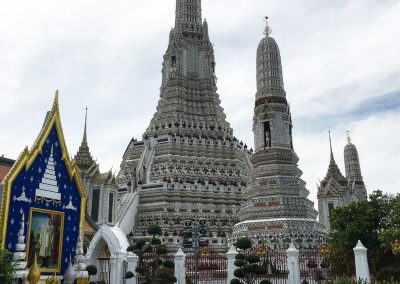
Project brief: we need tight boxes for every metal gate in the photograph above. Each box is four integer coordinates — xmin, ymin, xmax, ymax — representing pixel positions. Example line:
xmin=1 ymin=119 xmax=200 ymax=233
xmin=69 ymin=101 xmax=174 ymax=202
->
xmin=299 ymin=250 xmax=330 ymax=283
xmin=185 ymin=247 xmax=227 ymax=284
xmin=98 ymin=257 xmax=111 ymax=284
xmin=242 ymin=245 xmax=288 ymax=284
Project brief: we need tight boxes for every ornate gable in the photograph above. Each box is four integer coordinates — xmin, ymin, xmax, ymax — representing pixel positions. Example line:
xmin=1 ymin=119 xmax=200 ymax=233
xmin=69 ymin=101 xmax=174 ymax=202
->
xmin=0 ymin=92 xmax=86 ymax=275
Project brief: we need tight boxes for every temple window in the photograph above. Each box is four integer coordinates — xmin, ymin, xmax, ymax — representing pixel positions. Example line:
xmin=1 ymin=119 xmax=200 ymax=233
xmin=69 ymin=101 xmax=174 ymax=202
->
xmin=328 ymin=202 xmax=334 ymax=217
xmin=171 ymin=55 xmax=177 ymax=67
xmin=91 ymin=189 xmax=100 ymax=222
xmin=108 ymin=192 xmax=114 ymax=223
xmin=264 ymin=121 xmax=271 ymax=148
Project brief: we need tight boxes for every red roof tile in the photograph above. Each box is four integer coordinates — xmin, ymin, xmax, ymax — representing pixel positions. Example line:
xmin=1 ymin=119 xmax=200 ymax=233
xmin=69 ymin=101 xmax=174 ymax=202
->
xmin=0 ymin=165 xmax=12 ymax=182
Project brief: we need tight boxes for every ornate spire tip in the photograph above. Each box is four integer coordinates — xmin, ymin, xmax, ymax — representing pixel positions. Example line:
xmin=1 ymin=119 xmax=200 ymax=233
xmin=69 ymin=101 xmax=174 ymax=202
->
xmin=347 ymin=130 xmax=352 ymax=144
xmin=329 ymin=131 xmax=334 ymax=159
xmin=263 ymin=16 xmax=272 ymax=37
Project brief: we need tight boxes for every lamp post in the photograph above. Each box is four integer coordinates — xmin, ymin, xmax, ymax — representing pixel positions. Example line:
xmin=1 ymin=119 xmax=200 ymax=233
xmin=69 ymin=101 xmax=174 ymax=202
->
xmin=183 ymin=218 xmax=207 ymax=284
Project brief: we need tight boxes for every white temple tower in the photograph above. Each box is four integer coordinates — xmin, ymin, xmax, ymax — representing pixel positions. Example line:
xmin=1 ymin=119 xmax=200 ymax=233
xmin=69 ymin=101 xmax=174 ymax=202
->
xmin=231 ymin=19 xmax=324 ymax=248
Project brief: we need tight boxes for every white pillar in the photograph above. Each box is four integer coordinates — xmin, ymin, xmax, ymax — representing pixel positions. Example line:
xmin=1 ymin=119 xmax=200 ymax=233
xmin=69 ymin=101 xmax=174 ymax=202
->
xmin=127 ymin=252 xmax=139 ymax=284
xmin=226 ymin=245 xmax=238 ymax=284
xmin=117 ymin=253 xmax=125 ymax=284
xmin=353 ymin=240 xmax=370 ymax=283
xmin=286 ymin=243 xmax=300 ymax=284
xmin=110 ymin=256 xmax=118 ymax=284
xmin=174 ymin=248 xmax=186 ymax=284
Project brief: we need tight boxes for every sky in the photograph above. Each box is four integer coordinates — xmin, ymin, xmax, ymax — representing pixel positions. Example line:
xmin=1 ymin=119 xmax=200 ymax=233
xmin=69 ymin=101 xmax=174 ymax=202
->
xmin=1 ymin=0 xmax=399 ymax=206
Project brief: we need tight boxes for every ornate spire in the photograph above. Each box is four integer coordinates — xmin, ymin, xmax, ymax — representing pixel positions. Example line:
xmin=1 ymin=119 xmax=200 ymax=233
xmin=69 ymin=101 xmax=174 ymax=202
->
xmin=322 ymin=132 xmax=347 ymax=185
xmin=27 ymin=254 xmax=41 ymax=284
xmin=329 ymin=131 xmax=334 ymax=160
xmin=256 ymin=16 xmax=285 ymax=98
xmin=347 ymin=130 xmax=352 ymax=144
xmin=344 ymin=132 xmax=366 ymax=189
xmin=64 ymin=255 xmax=77 ymax=284
xmin=74 ymin=108 xmax=95 ymax=171
xmin=83 ymin=107 xmax=88 ymax=145
xmin=263 ymin=16 xmax=272 ymax=37
xmin=75 ymin=234 xmax=89 ymax=282
xmin=13 ymin=213 xmax=28 ymax=280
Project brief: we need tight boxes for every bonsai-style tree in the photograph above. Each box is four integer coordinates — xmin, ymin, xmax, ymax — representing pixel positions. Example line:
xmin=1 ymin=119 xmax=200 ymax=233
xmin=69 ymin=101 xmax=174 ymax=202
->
xmin=86 ymin=264 xmax=97 ymax=282
xmin=127 ymin=224 xmax=176 ymax=284
xmin=231 ymin=237 xmax=269 ymax=284
xmin=125 ymin=271 xmax=135 ymax=279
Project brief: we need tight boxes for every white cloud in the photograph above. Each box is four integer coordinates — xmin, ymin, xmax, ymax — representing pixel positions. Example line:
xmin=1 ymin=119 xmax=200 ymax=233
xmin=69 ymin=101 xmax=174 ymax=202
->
xmin=0 ymin=0 xmax=399 ymax=203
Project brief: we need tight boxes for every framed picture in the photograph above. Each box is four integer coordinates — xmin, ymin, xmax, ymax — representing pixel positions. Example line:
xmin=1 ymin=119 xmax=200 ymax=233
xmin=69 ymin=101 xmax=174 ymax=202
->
xmin=26 ymin=208 xmax=64 ymax=272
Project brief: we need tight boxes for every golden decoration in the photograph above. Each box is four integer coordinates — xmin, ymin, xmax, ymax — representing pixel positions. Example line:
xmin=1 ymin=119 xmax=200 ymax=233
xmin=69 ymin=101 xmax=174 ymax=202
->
xmin=34 ymin=196 xmax=62 ymax=206
xmin=200 ymin=247 xmax=211 ymax=258
xmin=256 ymin=244 xmax=267 ymax=257
xmin=46 ymin=273 xmax=61 ymax=284
xmin=0 ymin=91 xmax=87 ymax=247
xmin=76 ymin=277 xmax=89 ymax=284
xmin=319 ymin=243 xmax=331 ymax=256
xmin=392 ymin=239 xmax=400 ymax=255
xmin=27 ymin=254 xmax=41 ymax=284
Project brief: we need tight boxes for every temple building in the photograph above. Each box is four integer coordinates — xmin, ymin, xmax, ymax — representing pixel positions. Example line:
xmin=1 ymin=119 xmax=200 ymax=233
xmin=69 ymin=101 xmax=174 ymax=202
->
xmin=0 ymin=1 xmax=375 ymax=282
xmin=117 ymin=0 xmax=252 ymax=248
xmin=74 ymin=109 xmax=118 ymax=226
xmin=317 ymin=132 xmax=367 ymax=231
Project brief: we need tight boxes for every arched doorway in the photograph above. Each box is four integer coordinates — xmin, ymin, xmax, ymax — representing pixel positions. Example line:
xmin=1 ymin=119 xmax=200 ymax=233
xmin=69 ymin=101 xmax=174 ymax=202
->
xmin=86 ymin=225 xmax=130 ymax=283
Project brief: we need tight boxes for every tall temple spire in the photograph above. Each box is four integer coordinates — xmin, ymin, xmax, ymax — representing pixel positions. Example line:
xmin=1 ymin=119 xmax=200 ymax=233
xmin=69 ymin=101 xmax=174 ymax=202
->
xmin=344 ymin=132 xmax=367 ymax=200
xmin=256 ymin=17 xmax=285 ymax=100
xmin=329 ymin=131 xmax=334 ymax=160
xmin=83 ymin=107 xmax=88 ymax=144
xmin=233 ymin=18 xmax=323 ymax=246
xmin=323 ymin=132 xmax=347 ymax=185
xmin=74 ymin=108 xmax=95 ymax=171
xmin=175 ymin=0 xmax=202 ymax=28
xmin=118 ymin=1 xmax=251 ymax=242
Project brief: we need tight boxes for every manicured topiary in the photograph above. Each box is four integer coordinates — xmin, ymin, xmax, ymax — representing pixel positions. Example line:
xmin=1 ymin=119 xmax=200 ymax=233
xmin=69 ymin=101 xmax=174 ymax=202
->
xmin=231 ymin=237 xmax=270 ymax=284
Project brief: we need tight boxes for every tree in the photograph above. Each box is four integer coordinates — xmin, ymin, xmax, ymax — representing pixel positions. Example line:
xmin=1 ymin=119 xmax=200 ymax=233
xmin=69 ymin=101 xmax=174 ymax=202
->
xmin=327 ymin=191 xmax=400 ymax=280
xmin=231 ymin=237 xmax=268 ymax=284
xmin=127 ymin=224 xmax=176 ymax=284
xmin=0 ymin=248 xmax=15 ymax=284
xmin=86 ymin=264 xmax=98 ymax=282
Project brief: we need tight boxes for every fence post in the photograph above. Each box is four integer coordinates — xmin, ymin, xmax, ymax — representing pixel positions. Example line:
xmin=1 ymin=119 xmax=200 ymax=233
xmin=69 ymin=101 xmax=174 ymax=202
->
xmin=174 ymin=248 xmax=186 ymax=284
xmin=127 ymin=251 xmax=138 ymax=284
xmin=286 ymin=243 xmax=300 ymax=284
xmin=353 ymin=240 xmax=370 ymax=283
xmin=226 ymin=245 xmax=238 ymax=284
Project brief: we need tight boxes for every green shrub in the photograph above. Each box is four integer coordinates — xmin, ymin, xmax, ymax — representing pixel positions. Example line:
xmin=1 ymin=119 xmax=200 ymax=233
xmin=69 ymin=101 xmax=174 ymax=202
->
xmin=236 ymin=237 xmax=252 ymax=250
xmin=125 ymin=271 xmax=134 ymax=279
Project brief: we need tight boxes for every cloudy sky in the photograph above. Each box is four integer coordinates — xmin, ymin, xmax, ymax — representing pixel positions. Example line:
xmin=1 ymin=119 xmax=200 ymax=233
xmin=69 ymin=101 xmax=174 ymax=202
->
xmin=1 ymin=0 xmax=399 ymax=205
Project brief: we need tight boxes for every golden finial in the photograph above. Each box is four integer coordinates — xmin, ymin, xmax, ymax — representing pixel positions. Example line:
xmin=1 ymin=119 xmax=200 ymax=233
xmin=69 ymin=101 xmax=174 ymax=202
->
xmin=263 ymin=16 xmax=272 ymax=36
xmin=27 ymin=253 xmax=41 ymax=284
xmin=347 ymin=130 xmax=352 ymax=144
xmin=22 ymin=212 xmax=25 ymax=222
